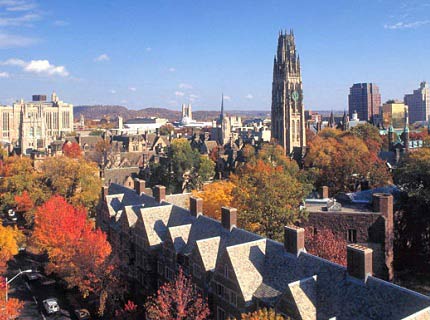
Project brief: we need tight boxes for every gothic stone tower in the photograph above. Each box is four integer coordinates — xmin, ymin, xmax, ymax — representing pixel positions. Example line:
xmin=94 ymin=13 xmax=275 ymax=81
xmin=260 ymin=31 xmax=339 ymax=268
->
xmin=271 ymin=30 xmax=306 ymax=156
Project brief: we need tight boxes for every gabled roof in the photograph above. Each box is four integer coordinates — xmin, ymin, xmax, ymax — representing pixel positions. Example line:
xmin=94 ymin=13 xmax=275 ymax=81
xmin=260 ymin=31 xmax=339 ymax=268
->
xmin=167 ymin=224 xmax=192 ymax=253
xmin=226 ymin=238 xmax=266 ymax=302
xmin=195 ymin=236 xmax=221 ymax=271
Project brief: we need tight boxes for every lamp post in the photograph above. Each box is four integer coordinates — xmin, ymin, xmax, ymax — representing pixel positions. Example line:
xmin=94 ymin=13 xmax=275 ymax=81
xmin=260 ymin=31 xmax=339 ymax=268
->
xmin=5 ymin=269 xmax=32 ymax=302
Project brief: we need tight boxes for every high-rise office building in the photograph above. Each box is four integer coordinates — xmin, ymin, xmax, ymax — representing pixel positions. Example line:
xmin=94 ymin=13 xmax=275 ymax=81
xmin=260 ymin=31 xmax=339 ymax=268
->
xmin=271 ymin=30 xmax=306 ymax=155
xmin=348 ymin=83 xmax=381 ymax=123
xmin=404 ymin=82 xmax=430 ymax=123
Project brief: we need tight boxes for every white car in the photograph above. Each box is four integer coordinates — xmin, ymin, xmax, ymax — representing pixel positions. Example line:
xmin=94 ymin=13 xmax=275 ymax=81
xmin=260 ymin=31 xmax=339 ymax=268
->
xmin=42 ymin=298 xmax=60 ymax=314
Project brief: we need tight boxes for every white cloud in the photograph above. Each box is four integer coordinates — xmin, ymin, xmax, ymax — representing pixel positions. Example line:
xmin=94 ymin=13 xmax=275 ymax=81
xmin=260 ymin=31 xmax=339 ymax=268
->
xmin=0 ymin=0 xmax=37 ymax=12
xmin=110 ymin=89 xmax=116 ymax=94
xmin=179 ymin=83 xmax=192 ymax=89
xmin=2 ymin=58 xmax=69 ymax=77
xmin=175 ymin=91 xmax=185 ymax=97
xmin=129 ymin=87 xmax=137 ymax=92
xmin=384 ymin=20 xmax=430 ymax=29
xmin=223 ymin=95 xmax=231 ymax=101
xmin=189 ymin=94 xmax=198 ymax=102
xmin=0 ymin=71 xmax=9 ymax=78
xmin=94 ymin=53 xmax=110 ymax=62
xmin=0 ymin=13 xmax=41 ymax=27
xmin=245 ymin=94 xmax=253 ymax=99
xmin=0 ymin=33 xmax=38 ymax=48
xmin=168 ymin=67 xmax=176 ymax=72
xmin=146 ymin=47 xmax=152 ymax=52
xmin=120 ymin=99 xmax=128 ymax=104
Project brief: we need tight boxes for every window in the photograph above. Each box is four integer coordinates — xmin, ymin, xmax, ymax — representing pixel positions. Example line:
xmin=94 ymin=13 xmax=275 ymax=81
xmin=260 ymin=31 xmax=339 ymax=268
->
xmin=157 ymin=261 xmax=163 ymax=275
xmin=229 ymin=290 xmax=237 ymax=306
xmin=224 ymin=265 xmax=229 ymax=279
xmin=347 ymin=229 xmax=357 ymax=243
xmin=217 ymin=307 xmax=226 ymax=320
xmin=165 ymin=267 xmax=174 ymax=281
xmin=216 ymin=283 xmax=225 ymax=297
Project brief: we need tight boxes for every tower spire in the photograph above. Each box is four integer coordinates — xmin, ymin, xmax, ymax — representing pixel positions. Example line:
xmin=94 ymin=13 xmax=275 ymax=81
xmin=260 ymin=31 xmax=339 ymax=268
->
xmin=220 ymin=93 xmax=224 ymax=120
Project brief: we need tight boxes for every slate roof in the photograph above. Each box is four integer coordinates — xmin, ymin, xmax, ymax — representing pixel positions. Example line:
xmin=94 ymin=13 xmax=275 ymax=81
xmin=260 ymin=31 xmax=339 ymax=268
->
xmin=167 ymin=224 xmax=192 ymax=253
xmin=165 ymin=193 xmax=191 ymax=209
xmin=195 ymin=236 xmax=221 ymax=271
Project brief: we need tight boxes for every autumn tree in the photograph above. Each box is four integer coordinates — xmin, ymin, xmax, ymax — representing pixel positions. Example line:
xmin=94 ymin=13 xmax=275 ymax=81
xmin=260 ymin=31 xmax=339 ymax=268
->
xmin=115 ymin=300 xmax=144 ymax=320
xmin=232 ymin=143 xmax=312 ymax=241
xmin=192 ymin=180 xmax=235 ymax=220
xmin=240 ymin=308 xmax=286 ymax=320
xmin=62 ymin=141 xmax=82 ymax=158
xmin=14 ymin=190 xmax=34 ymax=213
xmin=145 ymin=268 xmax=210 ymax=320
xmin=40 ymin=156 xmax=102 ymax=214
xmin=0 ymin=224 xmax=24 ymax=273
xmin=0 ymin=277 xmax=23 ymax=320
xmin=305 ymin=228 xmax=347 ymax=266
xmin=32 ymin=196 xmax=120 ymax=314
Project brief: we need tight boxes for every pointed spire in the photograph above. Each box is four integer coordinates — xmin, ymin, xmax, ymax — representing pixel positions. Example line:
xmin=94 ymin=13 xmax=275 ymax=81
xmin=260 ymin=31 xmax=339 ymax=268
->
xmin=220 ymin=93 xmax=224 ymax=120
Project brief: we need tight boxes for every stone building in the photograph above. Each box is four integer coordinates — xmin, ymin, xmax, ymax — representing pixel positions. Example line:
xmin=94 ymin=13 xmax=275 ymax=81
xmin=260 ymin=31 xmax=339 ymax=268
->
xmin=271 ymin=30 xmax=306 ymax=156
xmin=0 ymin=92 xmax=73 ymax=154
xmin=298 ymin=186 xmax=394 ymax=280
xmin=97 ymin=182 xmax=430 ymax=320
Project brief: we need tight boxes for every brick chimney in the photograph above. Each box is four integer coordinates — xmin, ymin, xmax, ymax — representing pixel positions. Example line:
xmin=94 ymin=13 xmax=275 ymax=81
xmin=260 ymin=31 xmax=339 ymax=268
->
xmin=134 ymin=178 xmax=146 ymax=195
xmin=153 ymin=185 xmax=166 ymax=203
xmin=190 ymin=196 xmax=203 ymax=217
xmin=284 ymin=226 xmax=305 ymax=256
xmin=372 ymin=193 xmax=393 ymax=219
xmin=347 ymin=244 xmax=373 ymax=280
xmin=319 ymin=186 xmax=329 ymax=199
xmin=221 ymin=207 xmax=237 ymax=231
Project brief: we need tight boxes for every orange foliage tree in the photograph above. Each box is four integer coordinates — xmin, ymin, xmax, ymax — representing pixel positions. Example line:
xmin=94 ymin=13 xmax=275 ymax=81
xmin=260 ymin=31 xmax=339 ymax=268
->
xmin=0 ymin=277 xmax=23 ymax=320
xmin=14 ymin=190 xmax=34 ymax=213
xmin=240 ymin=308 xmax=287 ymax=320
xmin=32 ymin=196 xmax=119 ymax=314
xmin=305 ymin=228 xmax=347 ymax=266
xmin=62 ymin=141 xmax=82 ymax=158
xmin=0 ymin=224 xmax=24 ymax=274
xmin=191 ymin=180 xmax=235 ymax=220
xmin=145 ymin=268 xmax=210 ymax=320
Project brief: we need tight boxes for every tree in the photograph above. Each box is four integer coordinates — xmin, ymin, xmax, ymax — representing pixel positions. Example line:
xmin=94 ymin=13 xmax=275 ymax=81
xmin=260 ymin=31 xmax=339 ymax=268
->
xmin=41 ymin=156 xmax=102 ymax=214
xmin=240 ymin=308 xmax=286 ymax=320
xmin=14 ymin=190 xmax=34 ymax=213
xmin=394 ymin=148 xmax=430 ymax=270
xmin=231 ymin=144 xmax=312 ymax=241
xmin=305 ymin=228 xmax=347 ymax=266
xmin=192 ymin=181 xmax=235 ymax=220
xmin=32 ymin=196 xmax=119 ymax=314
xmin=115 ymin=300 xmax=144 ymax=320
xmin=145 ymin=268 xmax=210 ymax=320
xmin=195 ymin=156 xmax=215 ymax=189
xmin=0 ymin=277 xmax=23 ymax=320
xmin=62 ymin=141 xmax=82 ymax=158
xmin=0 ymin=224 xmax=24 ymax=273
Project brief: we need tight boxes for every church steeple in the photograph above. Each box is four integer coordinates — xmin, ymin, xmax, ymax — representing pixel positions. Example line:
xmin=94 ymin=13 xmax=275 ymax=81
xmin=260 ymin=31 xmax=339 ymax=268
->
xmin=220 ymin=93 xmax=224 ymax=121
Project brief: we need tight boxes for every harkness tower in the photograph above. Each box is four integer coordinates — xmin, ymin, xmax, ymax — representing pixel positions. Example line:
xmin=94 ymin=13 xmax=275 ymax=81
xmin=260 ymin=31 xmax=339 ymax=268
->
xmin=271 ymin=30 xmax=306 ymax=157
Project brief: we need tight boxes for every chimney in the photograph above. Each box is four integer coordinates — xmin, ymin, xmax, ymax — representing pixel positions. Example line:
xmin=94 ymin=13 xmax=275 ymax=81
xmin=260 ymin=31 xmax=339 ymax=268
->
xmin=221 ymin=207 xmax=237 ymax=231
xmin=101 ymin=186 xmax=109 ymax=202
xmin=134 ymin=178 xmax=146 ymax=195
xmin=318 ymin=186 xmax=329 ymax=199
xmin=153 ymin=185 xmax=166 ymax=203
xmin=284 ymin=226 xmax=305 ymax=256
xmin=190 ymin=196 xmax=203 ymax=217
xmin=372 ymin=193 xmax=393 ymax=219
xmin=347 ymin=244 xmax=373 ymax=280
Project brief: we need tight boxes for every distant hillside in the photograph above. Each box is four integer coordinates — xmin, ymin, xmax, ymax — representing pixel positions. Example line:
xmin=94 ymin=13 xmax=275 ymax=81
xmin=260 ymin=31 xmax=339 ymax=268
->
xmin=74 ymin=105 xmax=270 ymax=122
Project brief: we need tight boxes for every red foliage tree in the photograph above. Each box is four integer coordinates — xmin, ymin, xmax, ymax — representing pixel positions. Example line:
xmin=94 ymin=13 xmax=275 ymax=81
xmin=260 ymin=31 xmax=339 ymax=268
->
xmin=145 ymin=268 xmax=210 ymax=320
xmin=305 ymin=228 xmax=347 ymax=266
xmin=0 ymin=277 xmax=23 ymax=320
xmin=115 ymin=300 xmax=143 ymax=320
xmin=14 ymin=190 xmax=34 ymax=213
xmin=62 ymin=141 xmax=82 ymax=158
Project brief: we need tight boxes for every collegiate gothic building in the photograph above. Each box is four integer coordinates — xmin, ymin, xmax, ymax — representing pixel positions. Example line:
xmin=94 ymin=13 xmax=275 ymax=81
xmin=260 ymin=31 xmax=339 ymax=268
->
xmin=271 ymin=30 xmax=306 ymax=156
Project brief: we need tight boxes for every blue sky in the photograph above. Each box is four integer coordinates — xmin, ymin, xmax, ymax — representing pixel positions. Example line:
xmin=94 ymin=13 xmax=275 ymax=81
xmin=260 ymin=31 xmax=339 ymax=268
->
xmin=0 ymin=0 xmax=429 ymax=111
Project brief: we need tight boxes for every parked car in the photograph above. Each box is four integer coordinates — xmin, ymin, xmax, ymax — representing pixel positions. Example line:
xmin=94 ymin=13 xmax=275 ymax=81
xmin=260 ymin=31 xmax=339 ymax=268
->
xmin=42 ymin=298 xmax=60 ymax=314
xmin=73 ymin=309 xmax=91 ymax=320
xmin=25 ymin=272 xmax=40 ymax=282
xmin=7 ymin=209 xmax=17 ymax=222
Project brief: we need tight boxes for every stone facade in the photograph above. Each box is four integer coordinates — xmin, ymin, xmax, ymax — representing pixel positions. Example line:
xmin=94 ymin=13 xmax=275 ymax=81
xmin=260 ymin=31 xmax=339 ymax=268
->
xmin=271 ymin=30 xmax=306 ymax=156
xmin=404 ymin=81 xmax=430 ymax=123
xmin=97 ymin=182 xmax=430 ymax=320
xmin=0 ymin=92 xmax=73 ymax=154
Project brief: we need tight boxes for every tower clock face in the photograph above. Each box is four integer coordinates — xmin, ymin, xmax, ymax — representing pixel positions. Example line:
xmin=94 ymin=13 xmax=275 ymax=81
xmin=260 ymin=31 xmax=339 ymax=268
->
xmin=292 ymin=90 xmax=299 ymax=102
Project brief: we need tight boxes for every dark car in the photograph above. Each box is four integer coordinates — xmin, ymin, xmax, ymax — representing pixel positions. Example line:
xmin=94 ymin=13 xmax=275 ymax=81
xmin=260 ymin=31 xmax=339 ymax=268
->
xmin=73 ymin=309 xmax=91 ymax=320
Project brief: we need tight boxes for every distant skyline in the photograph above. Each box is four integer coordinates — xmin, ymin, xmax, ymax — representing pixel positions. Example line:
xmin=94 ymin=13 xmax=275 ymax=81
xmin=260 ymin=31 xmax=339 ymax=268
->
xmin=0 ymin=0 xmax=429 ymax=111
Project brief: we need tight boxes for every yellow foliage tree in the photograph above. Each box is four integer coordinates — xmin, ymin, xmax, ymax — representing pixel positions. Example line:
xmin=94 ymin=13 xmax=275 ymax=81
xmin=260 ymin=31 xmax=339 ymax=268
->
xmin=240 ymin=308 xmax=286 ymax=320
xmin=0 ymin=223 xmax=24 ymax=273
xmin=192 ymin=181 xmax=235 ymax=220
